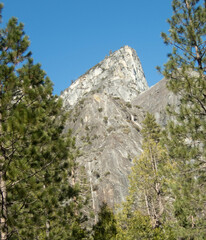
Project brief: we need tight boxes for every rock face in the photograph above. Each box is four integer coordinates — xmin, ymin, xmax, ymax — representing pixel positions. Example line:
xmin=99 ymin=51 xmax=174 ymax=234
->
xmin=132 ymin=78 xmax=179 ymax=126
xmin=61 ymin=46 xmax=177 ymax=218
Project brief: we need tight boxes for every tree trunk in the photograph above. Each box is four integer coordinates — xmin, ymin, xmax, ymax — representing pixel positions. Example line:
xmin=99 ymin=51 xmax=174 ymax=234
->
xmin=144 ymin=190 xmax=151 ymax=217
xmin=0 ymin=82 xmax=7 ymax=239
xmin=0 ymin=169 xmax=7 ymax=240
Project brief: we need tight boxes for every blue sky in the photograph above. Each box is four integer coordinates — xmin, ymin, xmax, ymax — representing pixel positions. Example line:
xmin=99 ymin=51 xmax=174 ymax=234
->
xmin=2 ymin=0 xmax=173 ymax=95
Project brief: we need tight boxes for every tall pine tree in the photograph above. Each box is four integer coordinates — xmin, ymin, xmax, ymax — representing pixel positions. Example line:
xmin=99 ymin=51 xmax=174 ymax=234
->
xmin=0 ymin=8 xmax=87 ymax=239
xmin=116 ymin=113 xmax=174 ymax=239
xmin=160 ymin=0 xmax=206 ymax=238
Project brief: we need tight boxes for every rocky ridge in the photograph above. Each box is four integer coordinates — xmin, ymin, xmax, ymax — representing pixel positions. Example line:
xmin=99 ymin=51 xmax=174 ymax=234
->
xmin=61 ymin=46 xmax=177 ymax=219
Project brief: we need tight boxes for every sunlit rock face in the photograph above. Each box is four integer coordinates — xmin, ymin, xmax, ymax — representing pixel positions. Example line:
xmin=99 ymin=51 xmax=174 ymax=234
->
xmin=61 ymin=45 xmax=149 ymax=108
xmin=60 ymin=46 xmax=177 ymax=219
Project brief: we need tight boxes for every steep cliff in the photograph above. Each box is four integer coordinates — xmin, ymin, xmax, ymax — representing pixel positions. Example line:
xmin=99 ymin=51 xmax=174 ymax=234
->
xmin=61 ymin=46 xmax=177 ymax=219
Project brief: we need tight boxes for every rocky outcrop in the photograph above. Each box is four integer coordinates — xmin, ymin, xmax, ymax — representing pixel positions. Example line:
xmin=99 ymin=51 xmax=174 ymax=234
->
xmin=61 ymin=46 xmax=177 ymax=218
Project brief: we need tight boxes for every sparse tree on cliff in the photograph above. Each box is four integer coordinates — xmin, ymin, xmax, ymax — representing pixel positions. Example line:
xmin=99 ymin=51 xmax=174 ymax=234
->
xmin=159 ymin=0 xmax=206 ymax=238
xmin=0 ymin=8 xmax=87 ymax=239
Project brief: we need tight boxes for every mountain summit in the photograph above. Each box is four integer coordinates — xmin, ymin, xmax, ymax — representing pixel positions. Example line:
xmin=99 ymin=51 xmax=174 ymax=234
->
xmin=61 ymin=46 xmax=149 ymax=108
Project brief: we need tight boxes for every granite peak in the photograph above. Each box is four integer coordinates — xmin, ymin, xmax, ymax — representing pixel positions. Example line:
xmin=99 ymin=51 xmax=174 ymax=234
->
xmin=61 ymin=46 xmax=149 ymax=108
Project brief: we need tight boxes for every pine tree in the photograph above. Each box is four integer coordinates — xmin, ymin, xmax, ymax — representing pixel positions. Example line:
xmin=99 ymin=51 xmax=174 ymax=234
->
xmin=116 ymin=204 xmax=165 ymax=240
xmin=116 ymin=113 xmax=174 ymax=239
xmin=130 ymin=114 xmax=172 ymax=227
xmin=92 ymin=202 xmax=117 ymax=240
xmin=0 ymin=10 xmax=87 ymax=239
xmin=159 ymin=0 xmax=206 ymax=238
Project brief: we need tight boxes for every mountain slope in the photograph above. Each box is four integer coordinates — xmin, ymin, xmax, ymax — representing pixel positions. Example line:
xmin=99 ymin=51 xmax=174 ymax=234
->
xmin=61 ymin=46 xmax=177 ymax=219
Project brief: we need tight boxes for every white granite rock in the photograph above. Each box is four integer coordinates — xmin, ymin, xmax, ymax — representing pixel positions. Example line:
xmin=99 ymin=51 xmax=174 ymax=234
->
xmin=61 ymin=46 xmax=149 ymax=107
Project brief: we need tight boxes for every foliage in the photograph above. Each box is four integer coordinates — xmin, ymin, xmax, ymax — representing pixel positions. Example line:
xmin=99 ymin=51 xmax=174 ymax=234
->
xmin=0 ymin=10 xmax=87 ymax=239
xmin=92 ymin=202 xmax=117 ymax=240
xmin=116 ymin=200 xmax=168 ymax=240
xmin=116 ymin=113 xmax=174 ymax=239
xmin=160 ymin=0 xmax=206 ymax=238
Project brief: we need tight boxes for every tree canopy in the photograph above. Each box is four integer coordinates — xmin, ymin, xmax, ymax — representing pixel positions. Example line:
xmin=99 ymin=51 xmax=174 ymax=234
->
xmin=160 ymin=0 xmax=206 ymax=238
xmin=0 ymin=9 xmax=87 ymax=239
